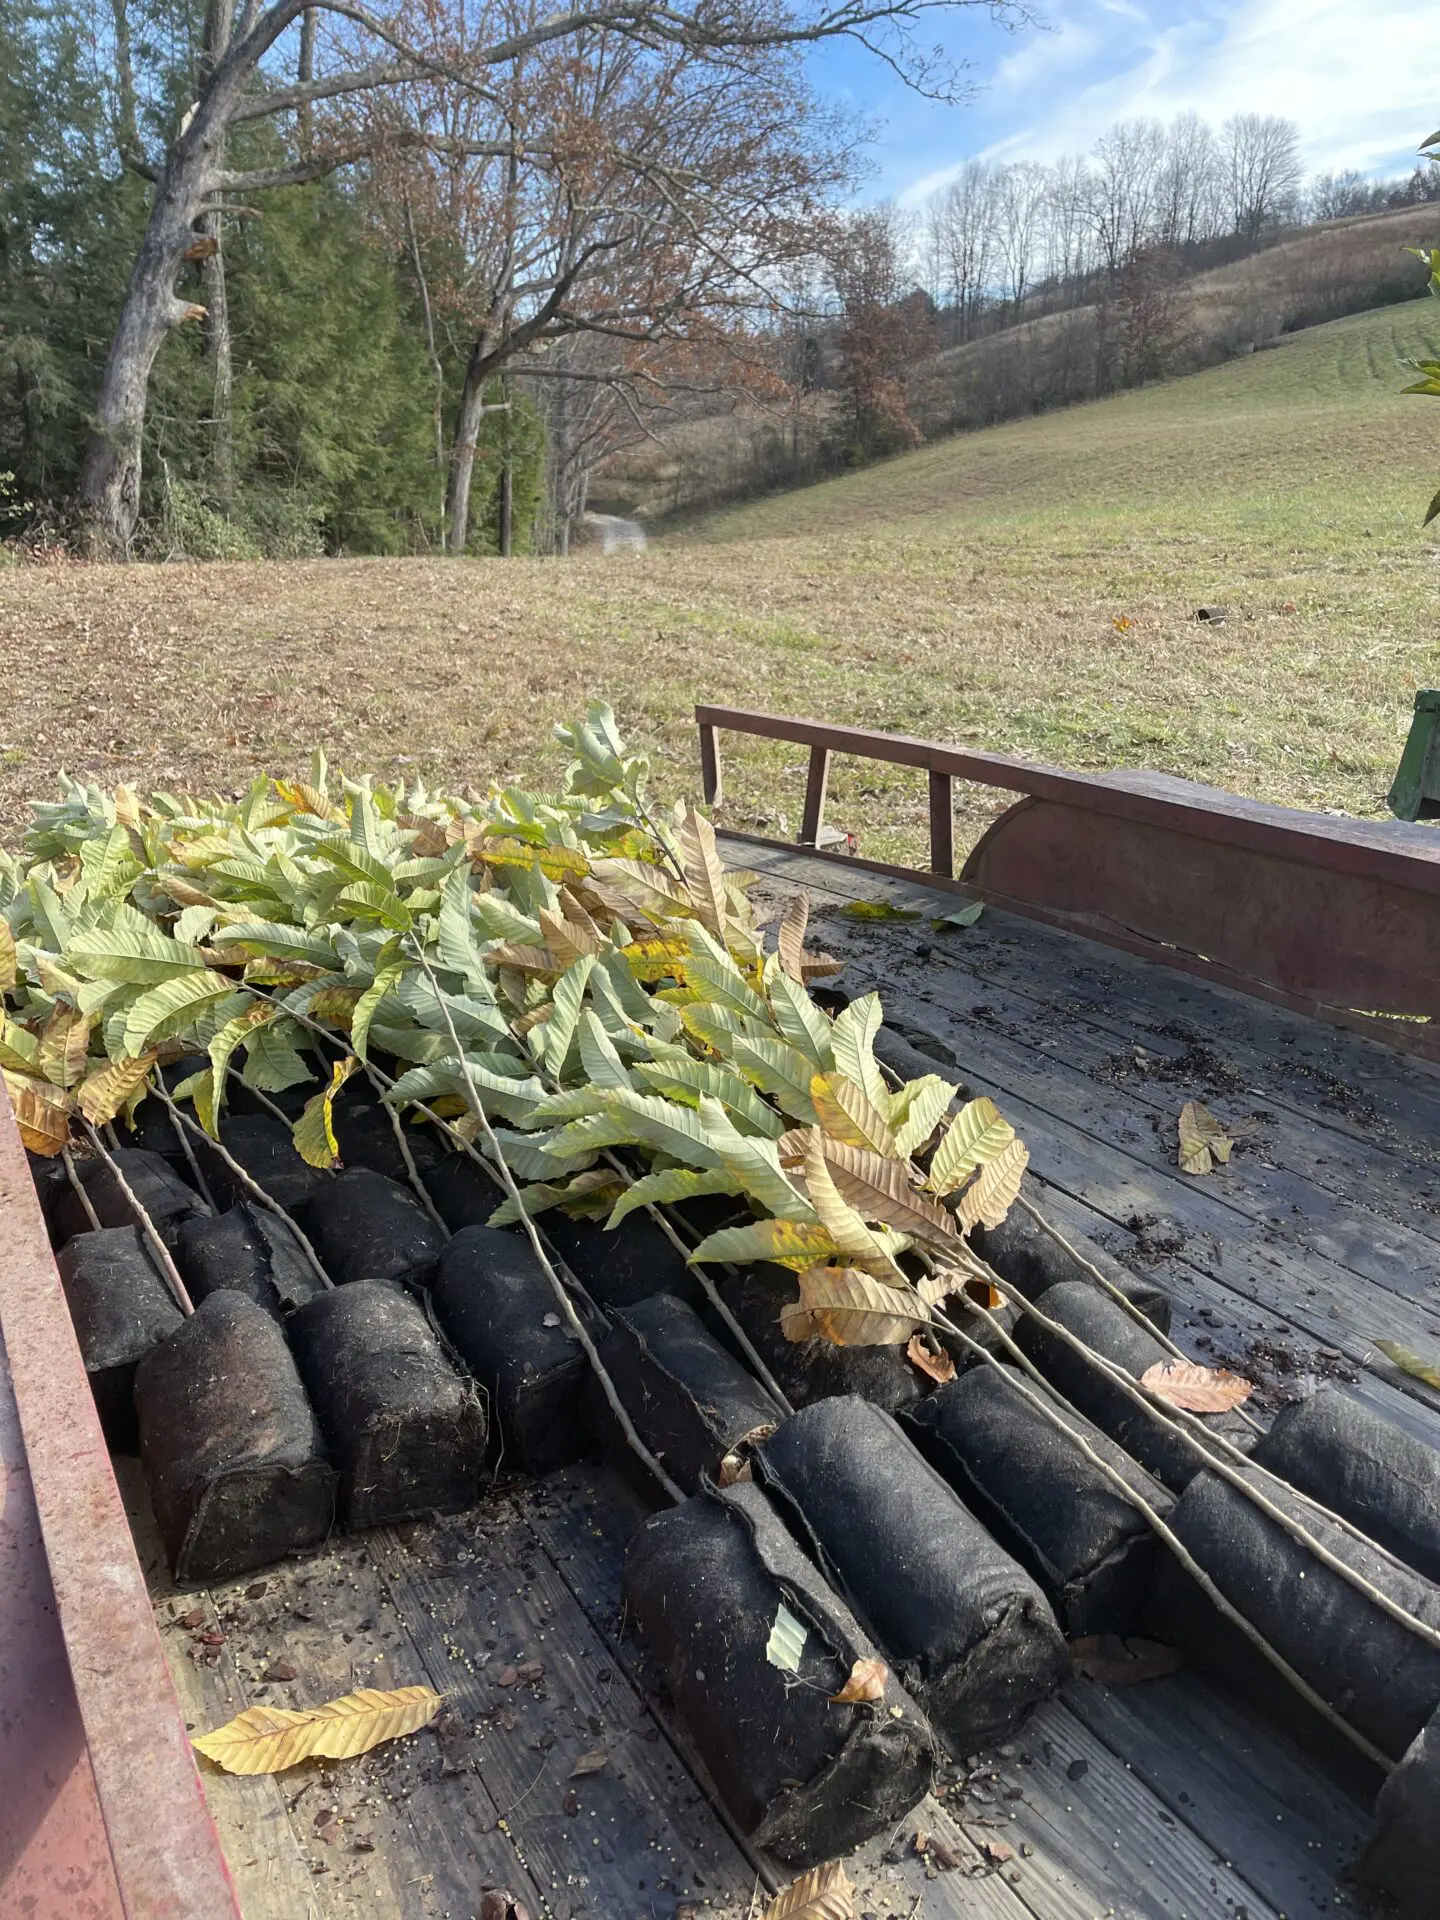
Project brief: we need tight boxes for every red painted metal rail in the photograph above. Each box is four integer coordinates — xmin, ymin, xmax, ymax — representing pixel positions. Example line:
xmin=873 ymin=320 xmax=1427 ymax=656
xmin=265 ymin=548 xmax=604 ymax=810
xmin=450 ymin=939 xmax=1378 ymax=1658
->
xmin=0 ymin=1099 xmax=240 ymax=1919
xmin=696 ymin=704 xmax=1440 ymax=1054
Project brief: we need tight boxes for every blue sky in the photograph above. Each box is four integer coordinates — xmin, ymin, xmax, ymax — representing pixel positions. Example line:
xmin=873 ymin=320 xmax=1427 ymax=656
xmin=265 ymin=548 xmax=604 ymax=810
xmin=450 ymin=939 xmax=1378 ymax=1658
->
xmin=806 ymin=0 xmax=1440 ymax=205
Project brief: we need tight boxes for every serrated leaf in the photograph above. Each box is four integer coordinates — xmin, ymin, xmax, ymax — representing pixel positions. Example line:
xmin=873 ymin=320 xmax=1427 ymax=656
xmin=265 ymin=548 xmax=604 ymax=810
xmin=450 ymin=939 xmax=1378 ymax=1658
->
xmin=926 ymin=1097 xmax=1015 ymax=1195
xmin=3 ymin=1070 xmax=74 ymax=1154
xmin=1139 ymin=1359 xmax=1253 ymax=1413
xmin=543 ymin=955 xmax=596 ymax=1076
xmin=777 ymin=892 xmax=810 ymax=983
xmin=686 ymin=955 xmax=770 ymax=1026
xmin=830 ymin=994 xmax=887 ymax=1108
xmin=482 ymin=1125 xmax=600 ymax=1181
xmin=696 ymin=1096 xmax=818 ymax=1220
xmin=0 ymin=1012 xmax=39 ymax=1074
xmin=956 ymin=1135 xmax=1029 ymax=1231
xmin=68 ymin=911 xmax=210 ymax=985
xmin=688 ymin=1217 xmax=841 ymax=1270
xmin=240 ymin=1020 xmax=315 ymax=1093
xmin=891 ymin=1075 xmax=958 ymax=1156
xmin=37 ymin=1006 xmax=94 ymax=1089
xmin=803 ymin=1133 xmax=904 ymax=1278
xmin=77 ymin=823 xmax=140 ymax=901
xmin=77 ymin=1049 xmax=160 ymax=1125
xmin=606 ymin=1167 xmax=744 ymax=1229
xmin=577 ymin=1009 xmax=634 ymax=1091
xmin=1177 ymin=1100 xmax=1233 ymax=1177
xmin=765 ymin=1602 xmax=807 ymax=1674
xmin=763 ymin=1861 xmax=855 ymax=1920
xmin=173 ymin=904 xmax=218 ymax=945
xmin=635 ymin=1057 xmax=784 ymax=1137
xmin=312 ymin=836 xmax=399 ymax=895
xmin=212 ymin=921 xmax=340 ymax=969
xmin=767 ymin=965 xmax=832 ymax=1069
xmin=122 ymin=970 xmax=236 ymax=1058
xmin=1375 ymin=1338 xmax=1440 ymax=1391
xmin=350 ymin=965 xmax=403 ymax=1063
xmin=678 ymin=806 xmax=728 ymax=937
xmin=487 ymin=1168 xmax=623 ymax=1226
xmin=207 ymin=1000 xmax=274 ymax=1118
xmin=814 ymin=1137 xmax=958 ymax=1247
xmin=731 ymin=1034 xmax=820 ymax=1123
xmin=810 ymin=1073 xmax=897 ymax=1156
xmin=192 ymin=1685 xmax=442 ymax=1776
xmin=292 ymin=1057 xmax=360 ymax=1169
xmin=569 ymin=1086 xmax=721 ymax=1169
xmin=781 ymin=1265 xmax=928 ymax=1347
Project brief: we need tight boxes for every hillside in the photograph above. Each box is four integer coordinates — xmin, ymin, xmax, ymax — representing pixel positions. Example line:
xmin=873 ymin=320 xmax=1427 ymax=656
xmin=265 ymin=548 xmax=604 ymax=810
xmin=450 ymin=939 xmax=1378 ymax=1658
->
xmin=4 ymin=299 xmax=1439 ymax=867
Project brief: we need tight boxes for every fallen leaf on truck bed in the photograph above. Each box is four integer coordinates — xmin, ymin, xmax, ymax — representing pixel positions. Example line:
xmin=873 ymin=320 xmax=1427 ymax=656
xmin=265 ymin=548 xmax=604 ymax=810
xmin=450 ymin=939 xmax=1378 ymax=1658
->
xmin=1177 ymin=1100 xmax=1234 ymax=1175
xmin=1140 ymin=1359 xmax=1253 ymax=1412
xmin=192 ymin=1684 xmax=442 ymax=1774
xmin=763 ymin=1860 xmax=855 ymax=1919
xmin=1375 ymin=1339 xmax=1440 ymax=1391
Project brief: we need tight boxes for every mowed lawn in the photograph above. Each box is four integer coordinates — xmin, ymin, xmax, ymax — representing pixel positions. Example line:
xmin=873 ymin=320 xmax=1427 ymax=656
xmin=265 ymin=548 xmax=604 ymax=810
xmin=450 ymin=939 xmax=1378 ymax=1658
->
xmin=6 ymin=300 xmax=1440 ymax=863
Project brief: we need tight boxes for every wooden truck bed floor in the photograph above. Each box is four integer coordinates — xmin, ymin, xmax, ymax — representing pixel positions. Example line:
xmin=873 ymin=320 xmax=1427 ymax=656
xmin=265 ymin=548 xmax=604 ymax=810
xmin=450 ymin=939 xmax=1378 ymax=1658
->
xmin=128 ymin=840 xmax=1440 ymax=1920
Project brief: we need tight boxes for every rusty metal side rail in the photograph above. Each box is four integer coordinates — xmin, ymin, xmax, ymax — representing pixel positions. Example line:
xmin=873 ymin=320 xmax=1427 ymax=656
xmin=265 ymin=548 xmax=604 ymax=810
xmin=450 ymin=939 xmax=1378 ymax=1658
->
xmin=696 ymin=704 xmax=1440 ymax=1055
xmin=0 ymin=1096 xmax=241 ymax=1920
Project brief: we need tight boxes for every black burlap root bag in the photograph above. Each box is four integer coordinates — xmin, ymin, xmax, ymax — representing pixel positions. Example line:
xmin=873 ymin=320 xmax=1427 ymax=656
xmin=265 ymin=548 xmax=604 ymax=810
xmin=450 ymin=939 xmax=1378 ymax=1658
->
xmin=288 ymin=1279 xmax=485 ymax=1529
xmin=1358 ymin=1705 xmax=1440 ymax=1917
xmin=56 ymin=1226 xmax=185 ymax=1450
xmin=905 ymin=1365 xmax=1172 ymax=1637
xmin=194 ymin=1114 xmax=330 ymax=1214
xmin=50 ymin=1146 xmax=207 ymax=1250
xmin=623 ymin=1480 xmax=940 ymax=1865
xmin=1152 ymin=1466 xmax=1440 ymax=1764
xmin=715 ymin=1265 xmax=922 ymax=1415
xmin=590 ymin=1292 xmax=785 ymax=1495
xmin=135 ymin=1291 xmax=337 ymax=1586
xmin=755 ymin=1397 xmax=1070 ymax=1752
xmin=539 ymin=1209 xmax=700 ymax=1311
xmin=1251 ymin=1388 xmax=1440 ymax=1586
xmin=423 ymin=1151 xmax=499 ymax=1232
xmin=1015 ymin=1281 xmax=1253 ymax=1491
xmin=431 ymin=1226 xmax=593 ymax=1474
xmin=970 ymin=1208 xmax=1173 ymax=1336
xmin=174 ymin=1203 xmax=327 ymax=1317
xmin=330 ymin=1085 xmax=442 ymax=1186
xmin=298 ymin=1168 xmax=445 ymax=1290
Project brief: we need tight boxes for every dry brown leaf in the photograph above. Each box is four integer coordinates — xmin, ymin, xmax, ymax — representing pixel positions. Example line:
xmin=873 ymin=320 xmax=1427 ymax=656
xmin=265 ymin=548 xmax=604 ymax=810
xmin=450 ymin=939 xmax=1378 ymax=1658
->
xmin=678 ymin=806 xmax=729 ymax=937
xmin=3 ymin=1069 xmax=74 ymax=1155
xmin=775 ymin=1126 xmax=812 ymax=1166
xmin=800 ymin=952 xmax=844 ymax=981
xmin=802 ymin=1133 xmax=904 ymax=1279
xmin=1177 ymin=1099 xmax=1234 ymax=1176
xmin=1069 ymin=1634 xmax=1185 ymax=1685
xmin=778 ymin=891 xmax=811 ymax=983
xmin=810 ymin=1073 xmax=897 ymax=1157
xmin=569 ymin=1748 xmax=609 ymax=1778
xmin=717 ymin=1420 xmax=776 ymax=1485
xmin=815 ymin=1137 xmax=959 ymax=1247
xmin=488 ymin=943 xmax=558 ymax=973
xmin=906 ymin=1333 xmax=957 ymax=1384
xmin=191 ymin=1685 xmax=443 ymax=1775
xmin=957 ymin=1136 xmax=1030 ymax=1231
xmin=763 ymin=1860 xmax=855 ymax=1920
xmin=1139 ymin=1359 xmax=1254 ymax=1413
xmin=540 ymin=906 xmax=600 ymax=967
xmin=77 ymin=1050 xmax=160 ymax=1126
xmin=828 ymin=1656 xmax=888 ymax=1705
xmin=781 ymin=1265 xmax=928 ymax=1347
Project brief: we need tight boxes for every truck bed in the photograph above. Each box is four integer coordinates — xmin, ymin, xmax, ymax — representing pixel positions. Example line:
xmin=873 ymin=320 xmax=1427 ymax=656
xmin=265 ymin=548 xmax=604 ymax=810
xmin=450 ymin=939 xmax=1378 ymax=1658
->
xmin=121 ymin=838 xmax=1440 ymax=1920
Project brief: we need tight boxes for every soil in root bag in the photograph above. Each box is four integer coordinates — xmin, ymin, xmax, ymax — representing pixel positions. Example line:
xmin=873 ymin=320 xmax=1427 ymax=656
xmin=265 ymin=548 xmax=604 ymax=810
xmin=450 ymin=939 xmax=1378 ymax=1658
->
xmin=1250 ymin=1387 xmax=1440 ymax=1586
xmin=538 ymin=1209 xmax=701 ymax=1312
xmin=1150 ymin=1465 xmax=1440 ymax=1767
xmin=174 ymin=1202 xmax=327 ymax=1318
xmin=715 ymin=1264 xmax=923 ymax=1416
xmin=1015 ymin=1280 xmax=1253 ymax=1491
xmin=905 ymin=1364 xmax=1173 ymax=1637
xmin=50 ymin=1146 xmax=207 ymax=1250
xmin=970 ymin=1208 xmax=1173 ymax=1336
xmin=288 ymin=1279 xmax=486 ymax=1529
xmin=431 ymin=1226 xmax=596 ymax=1475
xmin=298 ymin=1168 xmax=445 ymax=1290
xmin=623 ymin=1478 xmax=941 ymax=1865
xmin=754 ymin=1396 xmax=1070 ymax=1753
xmin=1357 ymin=1702 xmax=1440 ymax=1917
xmin=193 ymin=1114 xmax=330 ymax=1214
xmin=135 ymin=1290 xmax=337 ymax=1586
xmin=329 ymin=1083 xmax=443 ymax=1187
xmin=589 ymin=1291 xmax=785 ymax=1497
xmin=56 ymin=1226 xmax=186 ymax=1450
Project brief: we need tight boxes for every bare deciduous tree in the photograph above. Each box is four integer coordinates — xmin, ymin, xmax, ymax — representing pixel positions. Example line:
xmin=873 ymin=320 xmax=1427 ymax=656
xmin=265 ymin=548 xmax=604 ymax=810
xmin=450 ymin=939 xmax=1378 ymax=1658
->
xmin=1221 ymin=113 xmax=1303 ymax=239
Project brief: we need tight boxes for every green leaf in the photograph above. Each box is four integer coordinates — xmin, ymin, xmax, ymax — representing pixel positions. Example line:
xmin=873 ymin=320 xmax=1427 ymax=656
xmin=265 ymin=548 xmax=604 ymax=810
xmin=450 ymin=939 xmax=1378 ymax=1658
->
xmin=520 ymin=1084 xmax=614 ymax=1127
xmin=696 ymin=1096 xmax=817 ymax=1220
xmin=577 ymin=1010 xmax=634 ymax=1091
xmin=333 ymin=882 xmax=413 ymax=930
xmin=634 ymin=1056 xmax=785 ymax=1137
xmin=436 ymin=866 xmax=484 ymax=981
xmin=487 ymin=1168 xmax=624 ymax=1227
xmin=350 ymin=966 xmax=404 ymax=1062
xmin=767 ymin=965 xmax=833 ymax=1069
xmin=212 ymin=921 xmax=340 ymax=969
xmin=68 ymin=908 xmax=210 ymax=985
xmin=122 ymin=970 xmax=238 ymax=1057
xmin=730 ymin=1034 xmax=821 ymax=1123
xmin=839 ymin=899 xmax=921 ymax=922
xmin=830 ymin=992 xmax=887 ymax=1107
xmin=311 ymin=837 xmax=399 ymax=894
xmin=933 ymin=899 xmax=984 ymax=930
xmin=688 ymin=1217 xmax=841 ymax=1270
xmin=292 ymin=1057 xmax=360 ymax=1169
xmin=546 ymin=1087 xmax=722 ymax=1169
xmin=470 ymin=889 xmax=544 ymax=945
xmin=686 ymin=956 xmax=770 ymax=1026
xmin=891 ymin=1074 xmax=958 ymax=1157
xmin=605 ymin=1167 xmax=744 ymax=1230
xmin=480 ymin=1126 xmax=600 ymax=1182
xmin=240 ymin=1019 xmax=316 ymax=1092
xmin=543 ymin=955 xmax=596 ymax=1077
xmin=78 ymin=824 xmax=141 ymax=901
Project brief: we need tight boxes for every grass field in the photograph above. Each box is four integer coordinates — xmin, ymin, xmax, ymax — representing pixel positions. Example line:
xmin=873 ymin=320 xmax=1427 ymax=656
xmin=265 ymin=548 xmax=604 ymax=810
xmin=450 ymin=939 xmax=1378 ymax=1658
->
xmin=5 ymin=299 xmax=1440 ymax=863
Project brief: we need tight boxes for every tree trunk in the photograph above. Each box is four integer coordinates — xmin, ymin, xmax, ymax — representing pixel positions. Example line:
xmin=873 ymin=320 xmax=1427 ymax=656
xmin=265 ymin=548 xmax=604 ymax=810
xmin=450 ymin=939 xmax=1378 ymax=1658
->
xmin=202 ymin=0 xmax=234 ymax=511
xmin=443 ymin=323 xmax=505 ymax=554
xmin=110 ymin=0 xmax=139 ymax=160
xmin=498 ymin=373 xmax=513 ymax=556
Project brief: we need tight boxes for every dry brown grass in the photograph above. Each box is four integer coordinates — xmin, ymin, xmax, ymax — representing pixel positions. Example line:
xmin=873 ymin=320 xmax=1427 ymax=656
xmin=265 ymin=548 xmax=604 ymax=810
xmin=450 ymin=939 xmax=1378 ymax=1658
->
xmin=4 ymin=301 xmax=1440 ymax=866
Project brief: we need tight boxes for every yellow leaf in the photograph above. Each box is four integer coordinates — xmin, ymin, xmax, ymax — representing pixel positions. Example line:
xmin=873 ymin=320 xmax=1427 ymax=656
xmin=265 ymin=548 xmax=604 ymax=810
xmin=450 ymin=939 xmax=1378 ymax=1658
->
xmin=3 ymin=1070 xmax=74 ymax=1156
xmin=273 ymin=779 xmax=336 ymax=820
xmin=1374 ymin=1339 xmax=1440 ymax=1392
xmin=927 ymin=1096 xmax=1015 ymax=1195
xmin=813 ymin=1137 xmax=959 ymax=1248
xmin=828 ymin=1657 xmax=888 ymax=1706
xmin=191 ymin=1684 xmax=443 ymax=1775
xmin=112 ymin=783 xmax=142 ymax=830
xmin=1139 ymin=1360 xmax=1254 ymax=1413
xmin=292 ymin=1057 xmax=360 ymax=1169
xmin=0 ymin=920 xmax=15 ymax=993
xmin=763 ymin=1862 xmax=855 ymax=1920
xmin=77 ymin=1050 xmax=160 ymax=1126
xmin=906 ymin=1332 xmax=956 ymax=1384
xmin=957 ymin=1136 xmax=1029 ymax=1232
xmin=1177 ymin=1100 xmax=1233 ymax=1176
xmin=678 ymin=806 xmax=729 ymax=937
xmin=810 ymin=1073 xmax=897 ymax=1157
xmin=37 ymin=1006 xmax=94 ymax=1089
xmin=621 ymin=936 xmax=692 ymax=982
xmin=781 ymin=1265 xmax=928 ymax=1347
xmin=777 ymin=891 xmax=810 ymax=984
xmin=803 ymin=1133 xmax=904 ymax=1278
